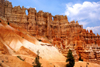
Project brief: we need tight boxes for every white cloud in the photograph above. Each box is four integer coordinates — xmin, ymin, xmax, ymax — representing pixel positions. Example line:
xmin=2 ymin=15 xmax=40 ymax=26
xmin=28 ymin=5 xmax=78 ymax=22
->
xmin=65 ymin=1 xmax=100 ymax=23
xmin=26 ymin=6 xmax=36 ymax=9
xmin=86 ymin=26 xmax=100 ymax=34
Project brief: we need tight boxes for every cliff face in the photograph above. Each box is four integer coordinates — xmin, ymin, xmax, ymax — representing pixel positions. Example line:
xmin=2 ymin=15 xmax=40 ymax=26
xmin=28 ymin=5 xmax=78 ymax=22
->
xmin=0 ymin=0 xmax=100 ymax=64
xmin=0 ymin=1 xmax=83 ymax=39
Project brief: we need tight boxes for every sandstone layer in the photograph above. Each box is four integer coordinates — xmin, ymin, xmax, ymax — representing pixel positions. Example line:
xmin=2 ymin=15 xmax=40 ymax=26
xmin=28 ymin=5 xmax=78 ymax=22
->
xmin=0 ymin=0 xmax=100 ymax=66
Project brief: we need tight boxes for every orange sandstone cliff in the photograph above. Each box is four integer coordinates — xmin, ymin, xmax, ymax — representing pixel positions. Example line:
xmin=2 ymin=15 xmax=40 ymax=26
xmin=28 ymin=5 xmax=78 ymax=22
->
xmin=0 ymin=0 xmax=100 ymax=67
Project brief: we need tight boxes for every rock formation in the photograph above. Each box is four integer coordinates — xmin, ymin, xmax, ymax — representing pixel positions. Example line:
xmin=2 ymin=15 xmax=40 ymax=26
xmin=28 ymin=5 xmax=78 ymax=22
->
xmin=0 ymin=0 xmax=5 ymax=17
xmin=0 ymin=0 xmax=100 ymax=65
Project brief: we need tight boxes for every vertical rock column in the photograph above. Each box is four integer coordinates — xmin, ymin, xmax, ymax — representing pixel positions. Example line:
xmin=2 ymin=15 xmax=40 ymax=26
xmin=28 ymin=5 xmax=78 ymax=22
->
xmin=37 ymin=11 xmax=47 ymax=36
xmin=11 ymin=6 xmax=22 ymax=23
xmin=0 ymin=0 xmax=5 ymax=17
xmin=27 ymin=8 xmax=37 ymax=35
xmin=59 ymin=15 xmax=69 ymax=39
xmin=4 ymin=0 xmax=12 ymax=20
xmin=43 ymin=12 xmax=52 ymax=38
xmin=20 ymin=6 xmax=27 ymax=29
xmin=51 ymin=15 xmax=69 ymax=38
xmin=51 ymin=15 xmax=59 ymax=38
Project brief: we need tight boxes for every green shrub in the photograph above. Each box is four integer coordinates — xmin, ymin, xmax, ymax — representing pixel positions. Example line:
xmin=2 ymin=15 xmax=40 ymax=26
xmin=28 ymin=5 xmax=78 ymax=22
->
xmin=38 ymin=39 xmax=42 ymax=42
xmin=0 ymin=63 xmax=3 ymax=67
xmin=7 ymin=22 xmax=9 ymax=25
xmin=17 ymin=56 xmax=24 ymax=61
xmin=86 ymin=62 xmax=89 ymax=67
xmin=33 ymin=50 xmax=41 ymax=67
xmin=13 ymin=51 xmax=16 ymax=53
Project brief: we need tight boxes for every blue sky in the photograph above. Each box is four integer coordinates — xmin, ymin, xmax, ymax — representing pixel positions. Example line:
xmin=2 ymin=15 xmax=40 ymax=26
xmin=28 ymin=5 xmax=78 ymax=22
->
xmin=8 ymin=0 xmax=100 ymax=35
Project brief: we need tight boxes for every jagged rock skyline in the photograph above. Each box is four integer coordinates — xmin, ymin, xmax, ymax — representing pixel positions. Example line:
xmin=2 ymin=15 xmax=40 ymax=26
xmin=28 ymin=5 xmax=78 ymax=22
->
xmin=0 ymin=0 xmax=100 ymax=66
xmin=7 ymin=0 xmax=100 ymax=34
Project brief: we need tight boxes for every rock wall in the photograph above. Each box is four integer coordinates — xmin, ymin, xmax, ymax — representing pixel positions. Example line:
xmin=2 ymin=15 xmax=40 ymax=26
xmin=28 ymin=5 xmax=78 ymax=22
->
xmin=0 ymin=0 xmax=83 ymax=39
xmin=0 ymin=0 xmax=100 ymax=64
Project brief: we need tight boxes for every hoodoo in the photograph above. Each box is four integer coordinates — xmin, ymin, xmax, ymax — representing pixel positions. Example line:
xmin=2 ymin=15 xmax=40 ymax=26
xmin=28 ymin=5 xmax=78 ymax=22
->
xmin=0 ymin=0 xmax=100 ymax=67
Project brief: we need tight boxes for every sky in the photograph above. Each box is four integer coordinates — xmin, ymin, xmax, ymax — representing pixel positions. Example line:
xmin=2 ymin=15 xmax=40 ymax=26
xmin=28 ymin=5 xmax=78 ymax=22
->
xmin=8 ymin=0 xmax=100 ymax=35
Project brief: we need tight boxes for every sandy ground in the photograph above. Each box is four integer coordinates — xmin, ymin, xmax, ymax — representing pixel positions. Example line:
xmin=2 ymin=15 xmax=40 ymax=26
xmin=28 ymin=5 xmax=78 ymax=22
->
xmin=74 ymin=61 xmax=100 ymax=67
xmin=0 ymin=55 xmax=33 ymax=67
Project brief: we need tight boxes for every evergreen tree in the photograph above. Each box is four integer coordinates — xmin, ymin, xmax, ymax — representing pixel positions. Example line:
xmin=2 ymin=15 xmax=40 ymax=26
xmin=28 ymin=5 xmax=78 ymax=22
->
xmin=8 ymin=22 xmax=9 ymax=25
xmin=33 ymin=50 xmax=41 ymax=67
xmin=79 ymin=54 xmax=83 ymax=61
xmin=66 ymin=49 xmax=75 ymax=67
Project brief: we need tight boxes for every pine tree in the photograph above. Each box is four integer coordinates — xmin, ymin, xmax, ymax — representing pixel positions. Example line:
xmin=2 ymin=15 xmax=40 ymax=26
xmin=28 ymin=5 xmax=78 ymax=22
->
xmin=7 ymin=22 xmax=9 ymax=25
xmin=79 ymin=54 xmax=83 ymax=61
xmin=66 ymin=49 xmax=75 ymax=67
xmin=33 ymin=50 xmax=41 ymax=67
